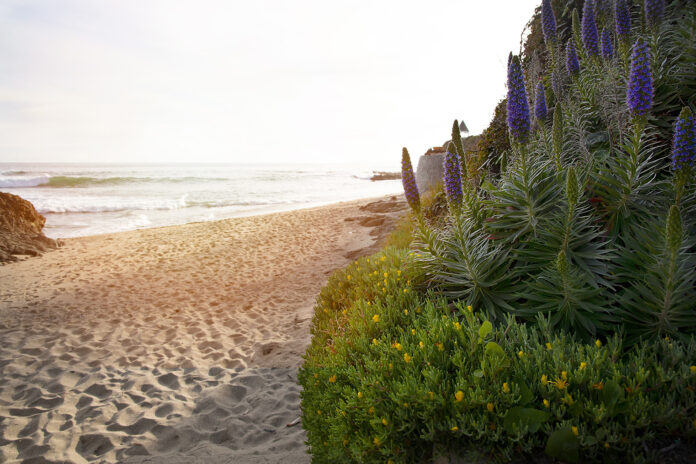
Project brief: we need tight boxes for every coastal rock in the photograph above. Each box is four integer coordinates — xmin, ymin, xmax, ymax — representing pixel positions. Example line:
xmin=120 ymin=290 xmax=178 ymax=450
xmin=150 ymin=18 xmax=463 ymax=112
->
xmin=415 ymin=153 xmax=444 ymax=194
xmin=0 ymin=192 xmax=59 ymax=263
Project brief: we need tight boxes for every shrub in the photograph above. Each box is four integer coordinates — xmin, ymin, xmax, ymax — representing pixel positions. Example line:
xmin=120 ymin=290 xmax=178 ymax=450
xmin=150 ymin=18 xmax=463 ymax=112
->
xmin=299 ymin=250 xmax=696 ymax=463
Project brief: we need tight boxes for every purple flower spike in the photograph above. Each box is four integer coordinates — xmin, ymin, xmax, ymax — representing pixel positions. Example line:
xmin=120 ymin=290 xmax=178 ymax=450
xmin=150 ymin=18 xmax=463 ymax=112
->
xmin=541 ymin=0 xmax=557 ymax=44
xmin=615 ymin=0 xmax=631 ymax=39
xmin=535 ymin=81 xmax=548 ymax=123
xmin=672 ymin=107 xmax=696 ymax=171
xmin=443 ymin=150 xmax=463 ymax=207
xmin=627 ymin=39 xmax=653 ymax=118
xmin=645 ymin=0 xmax=665 ymax=29
xmin=601 ymin=28 xmax=614 ymax=60
xmin=566 ymin=40 xmax=580 ymax=76
xmin=401 ymin=148 xmax=420 ymax=212
xmin=506 ymin=55 xmax=531 ymax=144
xmin=582 ymin=0 xmax=600 ymax=56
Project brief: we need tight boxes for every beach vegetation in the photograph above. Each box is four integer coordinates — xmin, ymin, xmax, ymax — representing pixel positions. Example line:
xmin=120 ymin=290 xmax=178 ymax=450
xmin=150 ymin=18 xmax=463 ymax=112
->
xmin=300 ymin=0 xmax=696 ymax=462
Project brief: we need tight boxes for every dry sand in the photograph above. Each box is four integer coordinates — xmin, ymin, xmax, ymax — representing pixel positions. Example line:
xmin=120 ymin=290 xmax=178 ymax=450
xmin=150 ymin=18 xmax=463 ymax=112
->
xmin=0 ymin=195 xmax=407 ymax=463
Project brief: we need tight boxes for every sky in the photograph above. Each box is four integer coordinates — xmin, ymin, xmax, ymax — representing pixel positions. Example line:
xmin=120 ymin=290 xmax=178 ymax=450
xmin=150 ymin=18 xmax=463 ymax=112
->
xmin=0 ymin=0 xmax=540 ymax=167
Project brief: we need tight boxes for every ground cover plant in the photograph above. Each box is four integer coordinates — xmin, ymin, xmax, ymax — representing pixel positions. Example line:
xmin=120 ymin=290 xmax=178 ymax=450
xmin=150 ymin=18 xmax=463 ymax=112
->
xmin=300 ymin=0 xmax=696 ymax=462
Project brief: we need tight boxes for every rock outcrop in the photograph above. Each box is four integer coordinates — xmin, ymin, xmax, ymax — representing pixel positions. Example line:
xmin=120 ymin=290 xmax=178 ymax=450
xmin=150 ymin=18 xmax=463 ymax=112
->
xmin=0 ymin=192 xmax=59 ymax=263
xmin=415 ymin=152 xmax=444 ymax=194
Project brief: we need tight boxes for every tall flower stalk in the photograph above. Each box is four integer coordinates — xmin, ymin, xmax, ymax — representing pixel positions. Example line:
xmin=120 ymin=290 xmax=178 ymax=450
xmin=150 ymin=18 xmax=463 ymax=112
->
xmin=582 ymin=0 xmax=600 ymax=57
xmin=615 ymin=0 xmax=631 ymax=40
xmin=627 ymin=38 xmax=653 ymax=121
xmin=672 ymin=107 xmax=696 ymax=204
xmin=506 ymin=55 xmax=531 ymax=144
xmin=601 ymin=28 xmax=614 ymax=60
xmin=401 ymin=147 xmax=420 ymax=213
xmin=443 ymin=148 xmax=463 ymax=210
xmin=541 ymin=0 xmax=557 ymax=46
xmin=566 ymin=40 xmax=580 ymax=76
xmin=451 ymin=119 xmax=467 ymax=181
xmin=645 ymin=0 xmax=665 ymax=30
xmin=552 ymin=102 xmax=564 ymax=170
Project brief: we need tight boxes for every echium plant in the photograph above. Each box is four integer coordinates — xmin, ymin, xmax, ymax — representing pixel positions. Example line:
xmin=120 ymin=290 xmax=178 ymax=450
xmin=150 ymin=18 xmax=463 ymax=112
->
xmin=552 ymin=102 xmax=564 ymax=169
xmin=615 ymin=0 xmax=631 ymax=41
xmin=581 ymin=0 xmax=600 ymax=57
xmin=627 ymin=38 xmax=653 ymax=119
xmin=645 ymin=0 xmax=665 ymax=29
xmin=401 ymin=147 xmax=420 ymax=213
xmin=541 ymin=0 xmax=557 ymax=45
xmin=565 ymin=40 xmax=580 ymax=76
xmin=534 ymin=81 xmax=548 ymax=124
xmin=601 ymin=28 xmax=614 ymax=60
xmin=672 ymin=107 xmax=696 ymax=171
xmin=506 ymin=55 xmax=531 ymax=144
xmin=443 ymin=148 xmax=463 ymax=210
xmin=451 ymin=119 xmax=467 ymax=178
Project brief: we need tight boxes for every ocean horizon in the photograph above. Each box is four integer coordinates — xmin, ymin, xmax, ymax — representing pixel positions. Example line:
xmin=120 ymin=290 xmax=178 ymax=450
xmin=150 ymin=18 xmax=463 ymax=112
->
xmin=0 ymin=162 xmax=402 ymax=239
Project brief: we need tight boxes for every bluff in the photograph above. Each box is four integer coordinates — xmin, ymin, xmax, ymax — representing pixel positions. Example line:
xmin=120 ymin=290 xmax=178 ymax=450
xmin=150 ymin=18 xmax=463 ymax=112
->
xmin=0 ymin=192 xmax=59 ymax=263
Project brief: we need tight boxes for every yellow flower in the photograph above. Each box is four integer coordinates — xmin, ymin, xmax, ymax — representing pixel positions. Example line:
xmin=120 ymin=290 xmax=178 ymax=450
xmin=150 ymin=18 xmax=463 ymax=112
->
xmin=595 ymin=339 xmax=602 ymax=348
xmin=467 ymin=305 xmax=473 ymax=312
xmin=580 ymin=362 xmax=587 ymax=370
xmin=416 ymin=307 xmax=421 ymax=313
xmin=546 ymin=342 xmax=552 ymax=350
xmin=552 ymin=377 xmax=568 ymax=390
xmin=328 ymin=375 xmax=336 ymax=383
xmin=397 ymin=270 xmax=402 ymax=276
xmin=572 ymin=426 xmax=578 ymax=436
xmin=381 ymin=256 xmax=386 ymax=262
xmin=455 ymin=390 xmax=464 ymax=402
xmin=604 ymin=442 xmax=610 ymax=449
xmin=690 ymin=366 xmax=696 ymax=374
xmin=372 ymin=338 xmax=378 ymax=345
xmin=428 ymin=391 xmax=434 ymax=400
xmin=382 ymin=287 xmax=386 ymax=293
xmin=411 ymin=328 xmax=416 ymax=335
xmin=561 ymin=371 xmax=567 ymax=380
xmin=592 ymin=382 xmax=604 ymax=390
xmin=487 ymin=402 xmax=494 ymax=412
xmin=346 ymin=275 xmax=351 ymax=280
xmin=403 ymin=353 xmax=412 ymax=363
xmin=383 ymin=272 xmax=388 ymax=278
xmin=404 ymin=309 xmax=409 ymax=315
xmin=419 ymin=341 xmax=424 ymax=349
xmin=381 ymin=417 xmax=388 ymax=426
xmin=404 ymin=288 xmax=409 ymax=294
xmin=437 ymin=342 xmax=444 ymax=351
xmin=357 ymin=391 xmax=363 ymax=399
xmin=517 ymin=350 xmax=524 ymax=359
xmin=388 ymin=363 xmax=393 ymax=370
xmin=543 ymin=399 xmax=550 ymax=408
xmin=343 ymin=439 xmax=349 ymax=446
xmin=393 ymin=342 xmax=402 ymax=351
xmin=372 ymin=314 xmax=380 ymax=323
xmin=451 ymin=426 xmax=459 ymax=432
xmin=317 ymin=410 xmax=322 ymax=415
xmin=503 ymin=382 xmax=510 ymax=393
xmin=314 ymin=373 xmax=318 ymax=379
xmin=368 ymin=406 xmax=374 ymax=414
xmin=541 ymin=374 xmax=548 ymax=385
xmin=454 ymin=321 xmax=462 ymax=330
xmin=373 ymin=437 xmax=381 ymax=446
xmin=403 ymin=402 xmax=409 ymax=408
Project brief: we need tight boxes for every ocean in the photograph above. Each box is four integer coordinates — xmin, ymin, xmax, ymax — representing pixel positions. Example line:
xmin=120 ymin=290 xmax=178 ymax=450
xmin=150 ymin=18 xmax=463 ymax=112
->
xmin=0 ymin=163 xmax=402 ymax=239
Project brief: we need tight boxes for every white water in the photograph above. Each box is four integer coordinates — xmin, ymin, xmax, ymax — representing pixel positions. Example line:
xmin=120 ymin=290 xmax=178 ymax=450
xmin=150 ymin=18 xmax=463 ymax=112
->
xmin=0 ymin=163 xmax=402 ymax=238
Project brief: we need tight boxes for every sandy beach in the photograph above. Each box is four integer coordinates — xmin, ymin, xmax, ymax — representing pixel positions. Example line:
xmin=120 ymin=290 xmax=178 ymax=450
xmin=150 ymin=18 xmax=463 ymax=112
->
xmin=0 ymin=195 xmax=407 ymax=463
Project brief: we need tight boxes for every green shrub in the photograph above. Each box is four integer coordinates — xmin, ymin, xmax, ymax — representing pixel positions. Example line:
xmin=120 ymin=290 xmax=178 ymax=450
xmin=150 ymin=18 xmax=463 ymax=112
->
xmin=299 ymin=250 xmax=696 ymax=463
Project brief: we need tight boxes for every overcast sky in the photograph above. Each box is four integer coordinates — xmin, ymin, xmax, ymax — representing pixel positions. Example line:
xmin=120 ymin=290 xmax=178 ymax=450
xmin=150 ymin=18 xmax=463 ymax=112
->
xmin=0 ymin=0 xmax=539 ymax=167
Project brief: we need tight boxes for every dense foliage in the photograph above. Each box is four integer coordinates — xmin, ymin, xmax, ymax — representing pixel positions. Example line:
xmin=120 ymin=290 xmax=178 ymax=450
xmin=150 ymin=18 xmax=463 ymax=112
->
xmin=300 ymin=251 xmax=696 ymax=462
xmin=300 ymin=1 xmax=696 ymax=462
